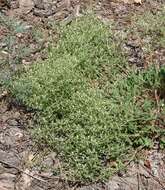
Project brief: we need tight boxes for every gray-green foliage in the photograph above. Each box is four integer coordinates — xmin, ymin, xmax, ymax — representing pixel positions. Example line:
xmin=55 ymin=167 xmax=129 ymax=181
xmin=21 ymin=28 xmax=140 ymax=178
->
xmin=8 ymin=16 xmax=165 ymax=182
xmin=0 ymin=13 xmax=44 ymax=66
xmin=0 ymin=13 xmax=45 ymax=92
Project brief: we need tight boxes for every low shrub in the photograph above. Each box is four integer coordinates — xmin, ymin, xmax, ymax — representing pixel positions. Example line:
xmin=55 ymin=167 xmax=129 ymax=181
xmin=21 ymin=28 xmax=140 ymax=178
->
xmin=8 ymin=16 xmax=165 ymax=182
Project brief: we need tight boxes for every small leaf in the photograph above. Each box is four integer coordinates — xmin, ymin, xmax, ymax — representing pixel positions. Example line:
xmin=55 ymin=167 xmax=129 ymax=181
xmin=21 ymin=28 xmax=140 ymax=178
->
xmin=134 ymin=0 xmax=142 ymax=4
xmin=18 ymin=0 xmax=34 ymax=14
xmin=122 ymin=0 xmax=142 ymax=4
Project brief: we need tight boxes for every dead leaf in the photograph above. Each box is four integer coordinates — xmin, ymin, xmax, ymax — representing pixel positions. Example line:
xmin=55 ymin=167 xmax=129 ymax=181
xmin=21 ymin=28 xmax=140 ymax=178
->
xmin=144 ymin=160 xmax=152 ymax=171
xmin=121 ymin=0 xmax=142 ymax=4
xmin=18 ymin=0 xmax=34 ymax=14
xmin=15 ymin=169 xmax=32 ymax=190
xmin=134 ymin=0 xmax=142 ymax=4
xmin=121 ymin=0 xmax=129 ymax=3
xmin=0 ymin=182 xmax=13 ymax=190
xmin=0 ymin=91 xmax=8 ymax=100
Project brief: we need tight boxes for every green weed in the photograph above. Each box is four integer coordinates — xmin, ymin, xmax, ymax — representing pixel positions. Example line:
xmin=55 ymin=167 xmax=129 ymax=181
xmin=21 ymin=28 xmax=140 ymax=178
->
xmin=8 ymin=16 xmax=165 ymax=182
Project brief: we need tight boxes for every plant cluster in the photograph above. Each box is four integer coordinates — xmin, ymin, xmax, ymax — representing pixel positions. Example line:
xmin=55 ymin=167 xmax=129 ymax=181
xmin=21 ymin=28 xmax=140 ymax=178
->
xmin=8 ymin=16 xmax=165 ymax=182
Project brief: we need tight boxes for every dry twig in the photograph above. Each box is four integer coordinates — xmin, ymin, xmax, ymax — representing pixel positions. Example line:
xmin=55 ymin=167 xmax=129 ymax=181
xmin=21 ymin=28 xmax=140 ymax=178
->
xmin=0 ymin=159 xmax=48 ymax=184
xmin=139 ymin=162 xmax=165 ymax=189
